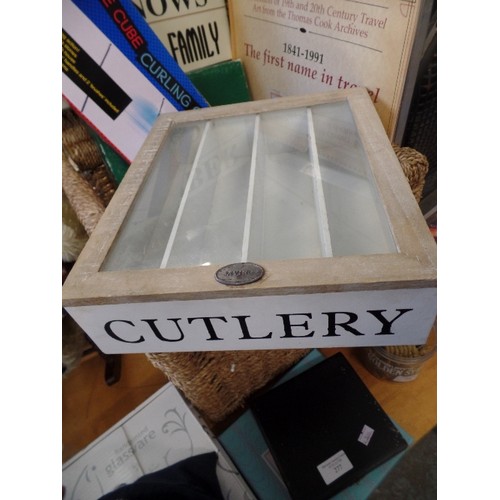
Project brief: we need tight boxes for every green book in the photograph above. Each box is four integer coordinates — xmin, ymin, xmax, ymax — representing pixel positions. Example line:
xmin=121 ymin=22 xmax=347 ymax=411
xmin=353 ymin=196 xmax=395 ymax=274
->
xmin=188 ymin=59 xmax=252 ymax=106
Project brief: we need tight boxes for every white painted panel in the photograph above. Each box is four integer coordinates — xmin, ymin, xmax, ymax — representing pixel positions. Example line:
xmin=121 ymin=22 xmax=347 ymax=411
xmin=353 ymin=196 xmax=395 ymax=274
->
xmin=67 ymin=288 xmax=436 ymax=354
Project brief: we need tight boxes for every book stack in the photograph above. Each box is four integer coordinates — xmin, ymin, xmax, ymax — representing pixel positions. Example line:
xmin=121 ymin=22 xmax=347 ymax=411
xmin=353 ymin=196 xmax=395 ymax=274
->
xmin=63 ymin=0 xmax=252 ymax=186
xmin=130 ymin=0 xmax=251 ymax=107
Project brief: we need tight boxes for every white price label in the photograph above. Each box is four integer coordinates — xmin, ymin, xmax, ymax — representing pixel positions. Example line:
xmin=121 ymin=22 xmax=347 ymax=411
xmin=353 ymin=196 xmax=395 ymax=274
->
xmin=317 ymin=450 xmax=353 ymax=485
xmin=358 ymin=424 xmax=375 ymax=446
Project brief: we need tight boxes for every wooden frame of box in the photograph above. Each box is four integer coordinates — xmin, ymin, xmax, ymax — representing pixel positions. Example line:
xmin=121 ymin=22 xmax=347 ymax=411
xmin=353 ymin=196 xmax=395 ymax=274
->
xmin=62 ymin=88 xmax=437 ymax=354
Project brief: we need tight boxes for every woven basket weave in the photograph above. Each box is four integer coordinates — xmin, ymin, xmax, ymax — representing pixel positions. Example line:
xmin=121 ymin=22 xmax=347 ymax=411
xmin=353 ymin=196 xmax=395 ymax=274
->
xmin=392 ymin=145 xmax=429 ymax=203
xmin=62 ymin=110 xmax=430 ymax=426
xmin=147 ymin=349 xmax=311 ymax=426
xmin=62 ymin=109 xmax=116 ymax=235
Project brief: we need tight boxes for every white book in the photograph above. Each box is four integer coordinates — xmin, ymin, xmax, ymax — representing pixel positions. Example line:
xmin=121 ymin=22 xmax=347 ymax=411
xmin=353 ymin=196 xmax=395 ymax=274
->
xmin=132 ymin=0 xmax=233 ymax=72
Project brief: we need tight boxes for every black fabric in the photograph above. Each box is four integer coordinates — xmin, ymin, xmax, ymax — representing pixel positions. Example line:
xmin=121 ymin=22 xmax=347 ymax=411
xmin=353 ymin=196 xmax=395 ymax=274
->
xmin=98 ymin=452 xmax=224 ymax=500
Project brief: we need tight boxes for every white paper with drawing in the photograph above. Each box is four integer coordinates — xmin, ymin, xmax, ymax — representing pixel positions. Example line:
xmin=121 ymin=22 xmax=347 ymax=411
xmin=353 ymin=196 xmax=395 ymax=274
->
xmin=62 ymin=383 xmax=254 ymax=500
xmin=228 ymin=0 xmax=422 ymax=140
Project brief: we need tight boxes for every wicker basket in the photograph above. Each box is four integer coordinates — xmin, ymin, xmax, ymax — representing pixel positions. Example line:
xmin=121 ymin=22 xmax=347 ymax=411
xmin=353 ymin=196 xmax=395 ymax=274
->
xmin=392 ymin=145 xmax=429 ymax=203
xmin=62 ymin=109 xmax=122 ymax=382
xmin=147 ymin=349 xmax=311 ymax=426
xmin=62 ymin=110 xmax=430 ymax=425
xmin=62 ymin=109 xmax=116 ymax=235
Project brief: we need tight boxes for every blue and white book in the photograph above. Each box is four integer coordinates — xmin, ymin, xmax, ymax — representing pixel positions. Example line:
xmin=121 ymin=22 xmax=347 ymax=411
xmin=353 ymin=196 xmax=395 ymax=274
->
xmin=62 ymin=0 xmax=208 ymax=162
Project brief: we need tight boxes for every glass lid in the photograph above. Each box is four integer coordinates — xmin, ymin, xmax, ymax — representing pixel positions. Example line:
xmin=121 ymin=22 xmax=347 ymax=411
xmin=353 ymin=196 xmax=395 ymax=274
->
xmin=102 ymin=100 xmax=396 ymax=271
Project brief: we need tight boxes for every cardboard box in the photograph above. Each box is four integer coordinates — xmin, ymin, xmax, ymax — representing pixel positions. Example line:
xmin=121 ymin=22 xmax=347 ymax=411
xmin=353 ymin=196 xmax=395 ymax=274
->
xmin=62 ymin=88 xmax=437 ymax=353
